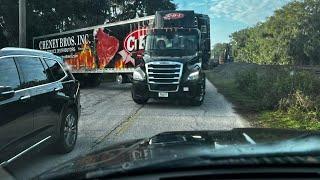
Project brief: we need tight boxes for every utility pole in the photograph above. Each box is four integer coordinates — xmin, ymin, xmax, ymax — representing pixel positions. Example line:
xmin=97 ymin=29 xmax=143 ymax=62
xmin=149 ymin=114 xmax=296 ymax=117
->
xmin=19 ymin=0 xmax=26 ymax=48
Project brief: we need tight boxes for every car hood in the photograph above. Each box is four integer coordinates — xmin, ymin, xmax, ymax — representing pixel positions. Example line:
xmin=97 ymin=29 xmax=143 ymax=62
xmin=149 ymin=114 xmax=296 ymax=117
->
xmin=41 ymin=128 xmax=320 ymax=179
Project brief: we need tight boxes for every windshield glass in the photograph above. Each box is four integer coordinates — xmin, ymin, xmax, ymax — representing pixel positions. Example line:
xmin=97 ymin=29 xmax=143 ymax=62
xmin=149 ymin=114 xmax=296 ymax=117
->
xmin=145 ymin=29 xmax=199 ymax=56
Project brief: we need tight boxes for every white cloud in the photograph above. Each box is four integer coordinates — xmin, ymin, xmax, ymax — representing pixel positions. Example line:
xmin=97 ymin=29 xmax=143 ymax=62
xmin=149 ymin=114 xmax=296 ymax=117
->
xmin=207 ymin=0 xmax=292 ymax=25
xmin=175 ymin=0 xmax=294 ymax=43
xmin=176 ymin=0 xmax=293 ymax=25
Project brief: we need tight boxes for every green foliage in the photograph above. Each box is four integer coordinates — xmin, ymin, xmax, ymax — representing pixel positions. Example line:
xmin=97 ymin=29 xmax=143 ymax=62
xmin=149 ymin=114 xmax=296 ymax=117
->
xmin=212 ymin=43 xmax=228 ymax=59
xmin=0 ymin=0 xmax=176 ymax=48
xmin=279 ymin=90 xmax=319 ymax=111
xmin=236 ymin=67 xmax=320 ymax=110
xmin=259 ymin=109 xmax=320 ymax=130
xmin=231 ymin=0 xmax=320 ymax=65
xmin=260 ymin=90 xmax=320 ymax=130
xmin=207 ymin=63 xmax=320 ymax=130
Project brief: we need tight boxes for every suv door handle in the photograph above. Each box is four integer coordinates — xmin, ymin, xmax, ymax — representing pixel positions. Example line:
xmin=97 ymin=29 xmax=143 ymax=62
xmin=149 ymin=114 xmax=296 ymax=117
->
xmin=20 ymin=95 xmax=31 ymax=100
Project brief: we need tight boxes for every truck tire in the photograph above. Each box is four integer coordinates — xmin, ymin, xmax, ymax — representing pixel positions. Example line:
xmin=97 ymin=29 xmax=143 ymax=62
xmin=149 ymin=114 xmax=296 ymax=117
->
xmin=191 ymin=79 xmax=206 ymax=106
xmin=116 ymin=74 xmax=130 ymax=84
xmin=133 ymin=96 xmax=149 ymax=104
xmin=116 ymin=74 xmax=124 ymax=84
xmin=202 ymin=63 xmax=209 ymax=70
xmin=132 ymin=91 xmax=149 ymax=104
xmin=55 ymin=108 xmax=78 ymax=154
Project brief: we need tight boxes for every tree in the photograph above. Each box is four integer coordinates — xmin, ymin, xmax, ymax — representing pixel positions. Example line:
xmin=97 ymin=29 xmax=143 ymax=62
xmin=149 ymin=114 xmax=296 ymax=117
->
xmin=293 ymin=0 xmax=320 ymax=65
xmin=0 ymin=26 xmax=9 ymax=48
xmin=145 ymin=0 xmax=176 ymax=15
xmin=212 ymin=43 xmax=228 ymax=59
xmin=230 ymin=0 xmax=320 ymax=65
xmin=0 ymin=0 xmax=176 ymax=48
xmin=0 ymin=0 xmax=19 ymax=46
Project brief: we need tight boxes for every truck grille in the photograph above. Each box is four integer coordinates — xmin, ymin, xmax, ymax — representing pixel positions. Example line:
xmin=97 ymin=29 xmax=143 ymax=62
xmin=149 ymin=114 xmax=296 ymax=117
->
xmin=146 ymin=61 xmax=183 ymax=92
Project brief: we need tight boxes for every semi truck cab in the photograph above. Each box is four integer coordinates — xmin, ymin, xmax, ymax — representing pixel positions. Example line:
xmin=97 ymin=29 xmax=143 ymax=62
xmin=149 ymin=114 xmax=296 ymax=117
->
xmin=131 ymin=11 xmax=209 ymax=105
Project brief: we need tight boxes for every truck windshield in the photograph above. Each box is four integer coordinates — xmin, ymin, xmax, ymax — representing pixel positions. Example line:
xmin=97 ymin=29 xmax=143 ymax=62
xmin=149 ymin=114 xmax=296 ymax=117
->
xmin=145 ymin=29 xmax=199 ymax=57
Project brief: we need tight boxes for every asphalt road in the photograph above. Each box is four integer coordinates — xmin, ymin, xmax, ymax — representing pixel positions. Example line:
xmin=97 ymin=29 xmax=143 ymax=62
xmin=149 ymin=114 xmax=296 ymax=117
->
xmin=7 ymin=80 xmax=249 ymax=179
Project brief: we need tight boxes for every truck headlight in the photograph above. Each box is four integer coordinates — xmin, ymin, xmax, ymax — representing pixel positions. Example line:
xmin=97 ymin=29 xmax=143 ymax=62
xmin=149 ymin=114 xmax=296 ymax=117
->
xmin=187 ymin=71 xmax=200 ymax=81
xmin=133 ymin=67 xmax=146 ymax=81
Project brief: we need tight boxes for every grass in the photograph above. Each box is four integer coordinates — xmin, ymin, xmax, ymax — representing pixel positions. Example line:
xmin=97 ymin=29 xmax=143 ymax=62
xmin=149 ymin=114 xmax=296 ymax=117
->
xmin=206 ymin=71 xmax=259 ymax=111
xmin=206 ymin=68 xmax=261 ymax=127
xmin=258 ymin=111 xmax=320 ymax=130
xmin=206 ymin=63 xmax=320 ymax=130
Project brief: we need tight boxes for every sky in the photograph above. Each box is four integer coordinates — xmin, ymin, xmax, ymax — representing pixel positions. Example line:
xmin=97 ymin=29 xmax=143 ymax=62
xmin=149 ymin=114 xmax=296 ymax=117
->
xmin=173 ymin=0 xmax=293 ymax=46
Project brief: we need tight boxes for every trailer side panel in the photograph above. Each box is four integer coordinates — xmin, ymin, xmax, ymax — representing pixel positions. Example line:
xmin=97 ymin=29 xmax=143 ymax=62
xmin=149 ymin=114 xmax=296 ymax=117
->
xmin=33 ymin=17 xmax=154 ymax=74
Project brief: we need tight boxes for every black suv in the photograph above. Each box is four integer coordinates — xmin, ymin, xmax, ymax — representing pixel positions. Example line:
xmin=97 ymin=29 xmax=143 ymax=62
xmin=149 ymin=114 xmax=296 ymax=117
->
xmin=0 ymin=48 xmax=81 ymax=166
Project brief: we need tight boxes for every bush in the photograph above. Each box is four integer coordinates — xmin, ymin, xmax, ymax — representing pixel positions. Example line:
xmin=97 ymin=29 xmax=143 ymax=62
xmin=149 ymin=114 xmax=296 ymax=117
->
xmin=279 ymin=90 xmax=319 ymax=120
xmin=259 ymin=90 xmax=319 ymax=130
xmin=236 ymin=68 xmax=259 ymax=97
xmin=207 ymin=63 xmax=320 ymax=130
xmin=235 ymin=67 xmax=320 ymax=111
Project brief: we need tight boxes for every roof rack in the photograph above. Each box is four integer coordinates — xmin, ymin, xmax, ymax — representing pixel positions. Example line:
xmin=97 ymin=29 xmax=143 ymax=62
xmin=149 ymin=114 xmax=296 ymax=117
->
xmin=1 ymin=47 xmax=53 ymax=55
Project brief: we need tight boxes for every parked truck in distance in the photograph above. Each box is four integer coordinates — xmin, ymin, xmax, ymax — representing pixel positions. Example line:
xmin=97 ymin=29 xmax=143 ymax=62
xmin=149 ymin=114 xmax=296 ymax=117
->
xmin=33 ymin=16 xmax=154 ymax=86
xmin=131 ymin=10 xmax=210 ymax=106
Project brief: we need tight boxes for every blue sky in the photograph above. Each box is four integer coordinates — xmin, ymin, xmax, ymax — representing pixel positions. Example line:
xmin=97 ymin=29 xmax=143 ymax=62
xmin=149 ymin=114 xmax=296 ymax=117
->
xmin=173 ymin=0 xmax=293 ymax=46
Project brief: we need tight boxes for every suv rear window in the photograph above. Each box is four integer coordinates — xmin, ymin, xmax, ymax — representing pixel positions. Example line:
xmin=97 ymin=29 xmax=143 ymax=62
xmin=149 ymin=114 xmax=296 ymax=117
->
xmin=44 ymin=59 xmax=66 ymax=81
xmin=15 ymin=57 xmax=49 ymax=88
xmin=0 ymin=57 xmax=21 ymax=90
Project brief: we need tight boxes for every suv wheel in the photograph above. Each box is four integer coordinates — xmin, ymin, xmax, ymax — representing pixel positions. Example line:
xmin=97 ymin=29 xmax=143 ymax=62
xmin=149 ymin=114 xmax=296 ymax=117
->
xmin=56 ymin=108 xmax=78 ymax=153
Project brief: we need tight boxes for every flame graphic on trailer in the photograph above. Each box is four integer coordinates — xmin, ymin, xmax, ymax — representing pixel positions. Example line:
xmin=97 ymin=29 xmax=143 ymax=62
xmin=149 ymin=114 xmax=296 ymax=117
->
xmin=65 ymin=41 xmax=96 ymax=70
xmin=115 ymin=59 xmax=124 ymax=69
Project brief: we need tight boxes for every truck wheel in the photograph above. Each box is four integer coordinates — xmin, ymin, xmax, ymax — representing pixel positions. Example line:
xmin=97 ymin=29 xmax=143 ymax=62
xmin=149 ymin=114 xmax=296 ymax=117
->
xmin=55 ymin=108 xmax=78 ymax=154
xmin=203 ymin=63 xmax=209 ymax=70
xmin=116 ymin=74 xmax=123 ymax=84
xmin=132 ymin=91 xmax=149 ymax=104
xmin=133 ymin=97 xmax=149 ymax=104
xmin=116 ymin=74 xmax=130 ymax=84
xmin=191 ymin=81 xmax=205 ymax=106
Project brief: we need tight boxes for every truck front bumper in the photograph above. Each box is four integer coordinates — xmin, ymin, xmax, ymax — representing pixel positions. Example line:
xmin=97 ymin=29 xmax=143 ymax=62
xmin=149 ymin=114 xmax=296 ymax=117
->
xmin=132 ymin=80 xmax=203 ymax=100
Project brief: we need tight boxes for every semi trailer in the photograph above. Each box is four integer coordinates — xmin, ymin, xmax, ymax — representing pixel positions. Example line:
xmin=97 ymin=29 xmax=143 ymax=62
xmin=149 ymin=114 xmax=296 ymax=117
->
xmin=33 ymin=16 xmax=155 ymax=86
xmin=131 ymin=10 xmax=210 ymax=106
